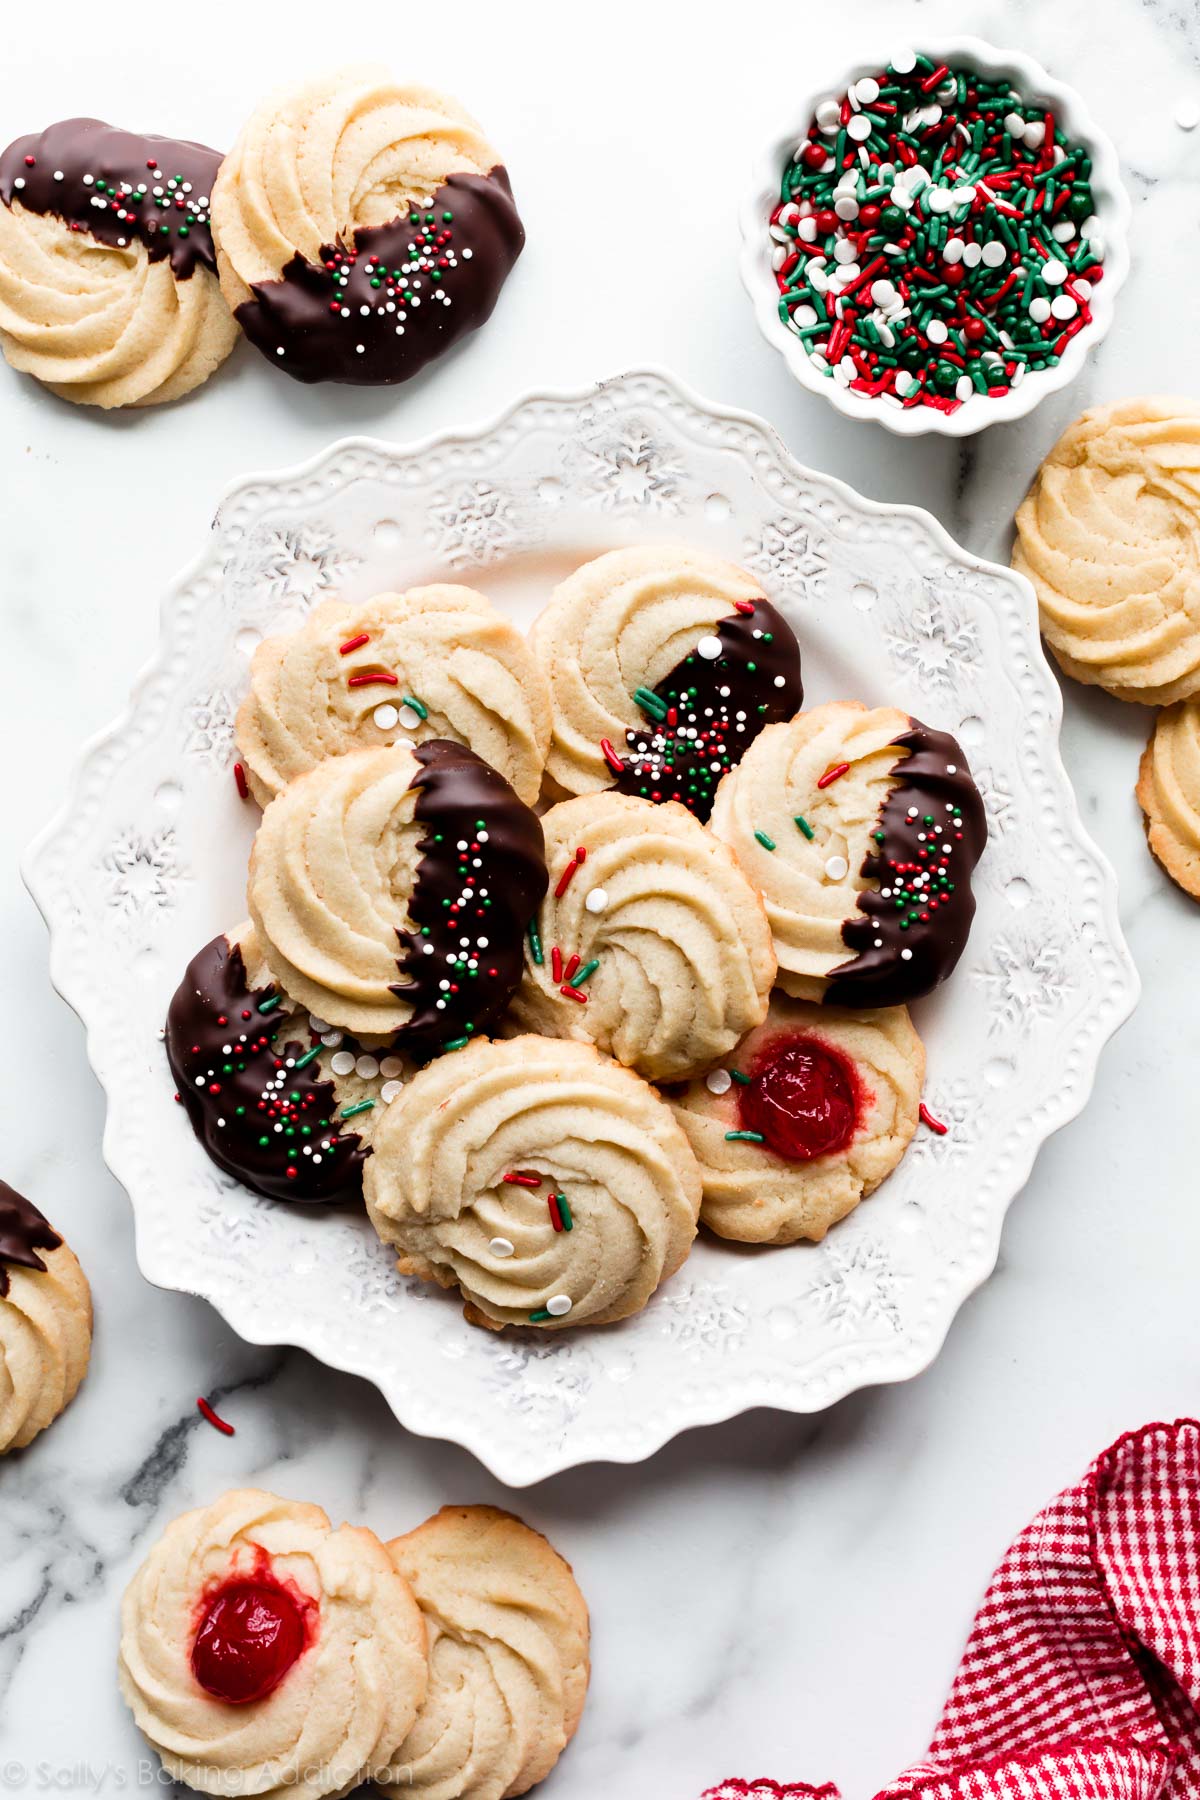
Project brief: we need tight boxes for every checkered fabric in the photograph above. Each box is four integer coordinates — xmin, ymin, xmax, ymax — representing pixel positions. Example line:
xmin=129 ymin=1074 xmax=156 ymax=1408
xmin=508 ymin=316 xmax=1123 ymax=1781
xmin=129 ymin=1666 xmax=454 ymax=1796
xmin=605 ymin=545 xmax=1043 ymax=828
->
xmin=705 ymin=1419 xmax=1200 ymax=1800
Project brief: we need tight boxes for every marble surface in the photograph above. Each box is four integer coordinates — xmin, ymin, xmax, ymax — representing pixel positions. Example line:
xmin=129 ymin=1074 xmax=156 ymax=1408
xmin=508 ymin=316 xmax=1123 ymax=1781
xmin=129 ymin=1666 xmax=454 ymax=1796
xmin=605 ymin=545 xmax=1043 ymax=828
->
xmin=1 ymin=1 xmax=1198 ymax=1794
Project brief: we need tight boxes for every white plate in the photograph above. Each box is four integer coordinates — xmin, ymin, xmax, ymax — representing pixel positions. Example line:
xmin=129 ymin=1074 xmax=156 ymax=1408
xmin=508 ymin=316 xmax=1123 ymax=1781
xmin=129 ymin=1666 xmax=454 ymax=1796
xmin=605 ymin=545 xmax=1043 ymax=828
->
xmin=23 ymin=369 xmax=1137 ymax=1485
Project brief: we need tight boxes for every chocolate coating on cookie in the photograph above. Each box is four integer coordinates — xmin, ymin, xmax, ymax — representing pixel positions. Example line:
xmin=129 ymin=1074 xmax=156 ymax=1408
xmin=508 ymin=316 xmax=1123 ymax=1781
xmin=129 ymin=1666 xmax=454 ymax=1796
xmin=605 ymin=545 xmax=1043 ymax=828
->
xmin=617 ymin=598 xmax=803 ymax=820
xmin=393 ymin=739 xmax=547 ymax=1060
xmin=165 ymin=935 xmax=368 ymax=1205
xmin=0 ymin=118 xmax=222 ymax=278
xmin=0 ymin=1182 xmax=62 ymax=1297
xmin=826 ymin=721 xmax=986 ymax=1007
xmin=234 ymin=170 xmax=523 ymax=386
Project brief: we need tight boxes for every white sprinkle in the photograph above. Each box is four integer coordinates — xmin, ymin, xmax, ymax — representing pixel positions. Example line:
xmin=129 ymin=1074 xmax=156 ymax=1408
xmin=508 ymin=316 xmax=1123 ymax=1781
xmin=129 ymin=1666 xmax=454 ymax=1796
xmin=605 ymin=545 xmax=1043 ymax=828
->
xmin=773 ymin=674 xmax=787 ymax=688
xmin=981 ymin=240 xmax=1007 ymax=268
xmin=856 ymin=76 xmax=880 ymax=105
xmin=927 ymin=187 xmax=954 ymax=215
xmin=1023 ymin=120 xmax=1046 ymax=150
xmin=276 ymin=347 xmax=285 ymax=356
xmin=926 ymin=318 xmax=949 ymax=346
xmin=706 ymin=1068 xmax=732 ymax=1095
xmin=380 ymin=1055 xmax=405 ymax=1077
xmin=1051 ymin=219 xmax=1076 ymax=244
xmin=891 ymin=47 xmax=917 ymax=74
xmin=373 ymin=703 xmax=399 ymax=730
xmin=330 ymin=1051 xmax=356 ymax=1076
xmin=356 ymin=344 xmax=366 ymax=354
xmin=12 ymin=177 xmax=24 ymax=190
xmin=870 ymin=277 xmax=897 ymax=307
xmin=943 ymin=237 xmax=964 ymax=265
xmin=824 ymin=854 xmax=850 ymax=881
xmin=962 ymin=241 xmax=983 ymax=269
xmin=1004 ymin=112 xmax=1026 ymax=137
xmin=1042 ymin=258 xmax=1068 ymax=286
xmin=321 ymin=1029 xmax=344 ymax=1048
xmin=697 ymin=634 xmax=723 ymax=660
xmin=947 ymin=764 xmax=957 ymax=775
xmin=1029 ymin=295 xmax=1052 ymax=323
xmin=1051 ymin=294 xmax=1078 ymax=321
xmin=901 ymin=948 xmax=914 ymax=961
xmin=398 ymin=704 xmax=422 ymax=730
xmin=956 ymin=374 xmax=974 ymax=401
xmin=355 ymin=1054 xmax=380 ymax=1079
xmin=846 ymin=113 xmax=872 ymax=143
xmin=53 ymin=169 xmax=64 ymax=180
xmin=381 ymin=1079 xmax=403 ymax=1103
xmin=546 ymin=1294 xmax=573 ymax=1317
xmin=489 ymin=1237 xmax=515 ymax=1259
xmin=584 ymin=886 xmax=609 ymax=914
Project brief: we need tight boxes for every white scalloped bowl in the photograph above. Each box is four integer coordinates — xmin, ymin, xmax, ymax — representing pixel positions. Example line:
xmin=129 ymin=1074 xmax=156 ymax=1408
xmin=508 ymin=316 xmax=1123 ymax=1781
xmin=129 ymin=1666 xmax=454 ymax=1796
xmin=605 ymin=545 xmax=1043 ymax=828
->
xmin=739 ymin=36 xmax=1131 ymax=437
xmin=22 ymin=371 xmax=1139 ymax=1483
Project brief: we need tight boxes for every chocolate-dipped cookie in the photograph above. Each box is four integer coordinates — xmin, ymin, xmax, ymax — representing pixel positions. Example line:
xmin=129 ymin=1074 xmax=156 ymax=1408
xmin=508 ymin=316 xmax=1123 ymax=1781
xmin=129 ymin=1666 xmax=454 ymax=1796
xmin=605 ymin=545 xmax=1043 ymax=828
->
xmin=0 ymin=1181 xmax=92 ymax=1452
xmin=210 ymin=69 xmax=523 ymax=386
xmin=0 ymin=118 xmax=238 ymax=406
xmin=246 ymin=740 xmax=547 ymax=1056
xmin=710 ymin=701 xmax=986 ymax=1005
xmin=529 ymin=546 xmax=803 ymax=820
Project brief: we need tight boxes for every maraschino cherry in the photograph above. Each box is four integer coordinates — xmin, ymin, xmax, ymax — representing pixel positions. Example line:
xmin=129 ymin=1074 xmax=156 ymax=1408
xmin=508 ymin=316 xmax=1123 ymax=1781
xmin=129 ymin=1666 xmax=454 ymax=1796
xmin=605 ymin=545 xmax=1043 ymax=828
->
xmin=191 ymin=1572 xmax=309 ymax=1705
xmin=739 ymin=1035 xmax=859 ymax=1162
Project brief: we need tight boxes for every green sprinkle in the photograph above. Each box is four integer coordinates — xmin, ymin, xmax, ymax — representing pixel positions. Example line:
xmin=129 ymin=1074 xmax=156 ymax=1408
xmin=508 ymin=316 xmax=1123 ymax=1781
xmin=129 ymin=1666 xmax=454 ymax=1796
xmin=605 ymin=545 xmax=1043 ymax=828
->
xmin=529 ymin=1308 xmax=552 ymax=1324
xmin=555 ymin=1193 xmax=574 ymax=1231
xmin=444 ymin=1035 xmax=471 ymax=1051
xmin=293 ymin=1045 xmax=322 ymax=1070
xmin=754 ymin=830 xmax=776 ymax=852
xmin=258 ymin=993 xmax=282 ymax=1013
xmin=730 ymin=1069 xmax=751 ymax=1086
xmin=794 ymin=814 xmax=815 ymax=840
xmin=401 ymin=694 xmax=428 ymax=719
xmin=634 ymin=685 xmax=668 ymax=721
xmin=725 ymin=1130 xmax=765 ymax=1143
xmin=527 ymin=920 xmax=544 ymax=966
xmin=340 ymin=1100 xmax=376 ymax=1120
xmin=574 ymin=958 xmax=600 ymax=985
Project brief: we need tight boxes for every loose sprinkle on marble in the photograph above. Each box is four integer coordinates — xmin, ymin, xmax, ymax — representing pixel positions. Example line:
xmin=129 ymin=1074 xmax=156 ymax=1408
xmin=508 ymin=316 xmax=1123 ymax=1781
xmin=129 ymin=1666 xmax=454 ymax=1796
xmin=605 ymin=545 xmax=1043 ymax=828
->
xmin=196 ymin=1396 xmax=235 ymax=1436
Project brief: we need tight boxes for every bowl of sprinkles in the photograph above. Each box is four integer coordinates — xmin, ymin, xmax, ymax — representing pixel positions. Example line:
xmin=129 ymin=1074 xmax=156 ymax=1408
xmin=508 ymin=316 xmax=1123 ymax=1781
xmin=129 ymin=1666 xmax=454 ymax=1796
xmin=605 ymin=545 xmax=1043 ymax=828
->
xmin=739 ymin=38 xmax=1130 ymax=434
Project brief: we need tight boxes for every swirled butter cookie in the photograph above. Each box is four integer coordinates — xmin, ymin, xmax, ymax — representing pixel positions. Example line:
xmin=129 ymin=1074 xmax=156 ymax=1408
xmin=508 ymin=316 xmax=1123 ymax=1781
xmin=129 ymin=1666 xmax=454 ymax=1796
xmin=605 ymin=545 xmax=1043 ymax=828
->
xmin=118 ymin=1488 xmax=428 ymax=1800
xmin=165 ymin=923 xmax=415 ymax=1205
xmin=709 ymin=702 xmax=986 ymax=1005
xmin=364 ymin=1035 xmax=701 ymax=1330
xmin=666 ymin=996 xmax=923 ymax=1245
xmin=529 ymin=545 xmax=803 ymax=817
xmin=0 ymin=1181 xmax=91 ymax=1453
xmin=1014 ymin=397 xmax=1200 ymax=703
xmin=235 ymin=587 xmax=550 ymax=807
xmin=511 ymin=791 xmax=775 ymax=1081
xmin=0 ymin=119 xmax=237 ymax=406
xmin=1137 ymin=700 xmax=1200 ymax=898
xmin=246 ymin=740 xmax=547 ymax=1055
xmin=211 ymin=69 xmax=523 ymax=385
xmin=380 ymin=1506 xmax=589 ymax=1800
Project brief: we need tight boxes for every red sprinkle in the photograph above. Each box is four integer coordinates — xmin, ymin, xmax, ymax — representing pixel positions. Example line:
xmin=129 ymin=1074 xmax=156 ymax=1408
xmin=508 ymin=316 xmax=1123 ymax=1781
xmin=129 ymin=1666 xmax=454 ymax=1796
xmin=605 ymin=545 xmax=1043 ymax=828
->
xmin=548 ymin=1194 xmax=565 ymax=1232
xmin=563 ymin=952 xmax=581 ymax=985
xmin=600 ymin=737 xmax=626 ymax=774
xmin=817 ymin=762 xmax=850 ymax=789
xmin=551 ymin=944 xmax=563 ymax=983
xmin=560 ymin=985 xmax=588 ymax=1004
xmin=734 ymin=599 xmax=757 ymax=615
xmin=233 ymin=762 xmax=250 ymax=801
xmin=919 ymin=1102 xmax=949 ymax=1136
xmin=503 ymin=1170 xmax=543 ymax=1188
xmin=347 ymin=671 xmax=398 ymax=688
xmin=196 ymin=1397 xmax=235 ymax=1436
xmin=554 ymin=849 xmax=585 ymax=899
xmin=339 ymin=632 xmax=370 ymax=655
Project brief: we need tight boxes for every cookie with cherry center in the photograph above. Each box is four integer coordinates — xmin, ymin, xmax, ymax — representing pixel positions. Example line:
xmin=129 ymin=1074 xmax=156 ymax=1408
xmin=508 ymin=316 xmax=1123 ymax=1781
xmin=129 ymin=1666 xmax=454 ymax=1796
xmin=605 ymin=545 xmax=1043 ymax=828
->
xmin=665 ymin=993 xmax=925 ymax=1245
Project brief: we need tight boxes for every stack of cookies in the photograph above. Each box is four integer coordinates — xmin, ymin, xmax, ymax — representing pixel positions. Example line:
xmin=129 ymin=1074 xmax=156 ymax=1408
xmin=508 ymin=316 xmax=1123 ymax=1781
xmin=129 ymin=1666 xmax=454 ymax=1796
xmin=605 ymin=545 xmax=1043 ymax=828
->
xmin=119 ymin=1490 xmax=589 ymax=1800
xmin=1014 ymin=398 xmax=1200 ymax=902
xmin=167 ymin=544 xmax=987 ymax=1328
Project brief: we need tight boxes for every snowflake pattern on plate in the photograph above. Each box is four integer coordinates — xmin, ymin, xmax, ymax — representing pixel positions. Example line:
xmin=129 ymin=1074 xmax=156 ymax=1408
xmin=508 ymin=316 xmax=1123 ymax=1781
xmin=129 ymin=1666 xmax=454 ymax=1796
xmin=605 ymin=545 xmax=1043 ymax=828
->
xmin=744 ymin=517 xmax=829 ymax=599
xmin=183 ymin=694 xmax=236 ymax=769
xmin=426 ymin=481 xmax=520 ymax=566
xmin=884 ymin=586 xmax=983 ymax=692
xmin=575 ymin=422 xmax=687 ymax=513
xmin=974 ymin=932 xmax=1075 ymax=1034
xmin=657 ymin=1282 xmax=750 ymax=1354
xmin=804 ymin=1236 xmax=908 ymax=1335
xmin=973 ymin=765 xmax=1017 ymax=838
xmin=23 ymin=371 xmax=1137 ymax=1484
xmin=100 ymin=827 xmax=188 ymax=921
xmin=254 ymin=524 xmax=361 ymax=606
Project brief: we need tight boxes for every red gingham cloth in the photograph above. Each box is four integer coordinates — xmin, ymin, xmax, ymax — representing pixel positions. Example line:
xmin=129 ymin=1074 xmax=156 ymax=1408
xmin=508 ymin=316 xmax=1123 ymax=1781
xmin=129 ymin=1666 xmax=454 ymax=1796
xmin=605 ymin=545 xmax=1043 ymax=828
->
xmin=704 ymin=1419 xmax=1200 ymax=1800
